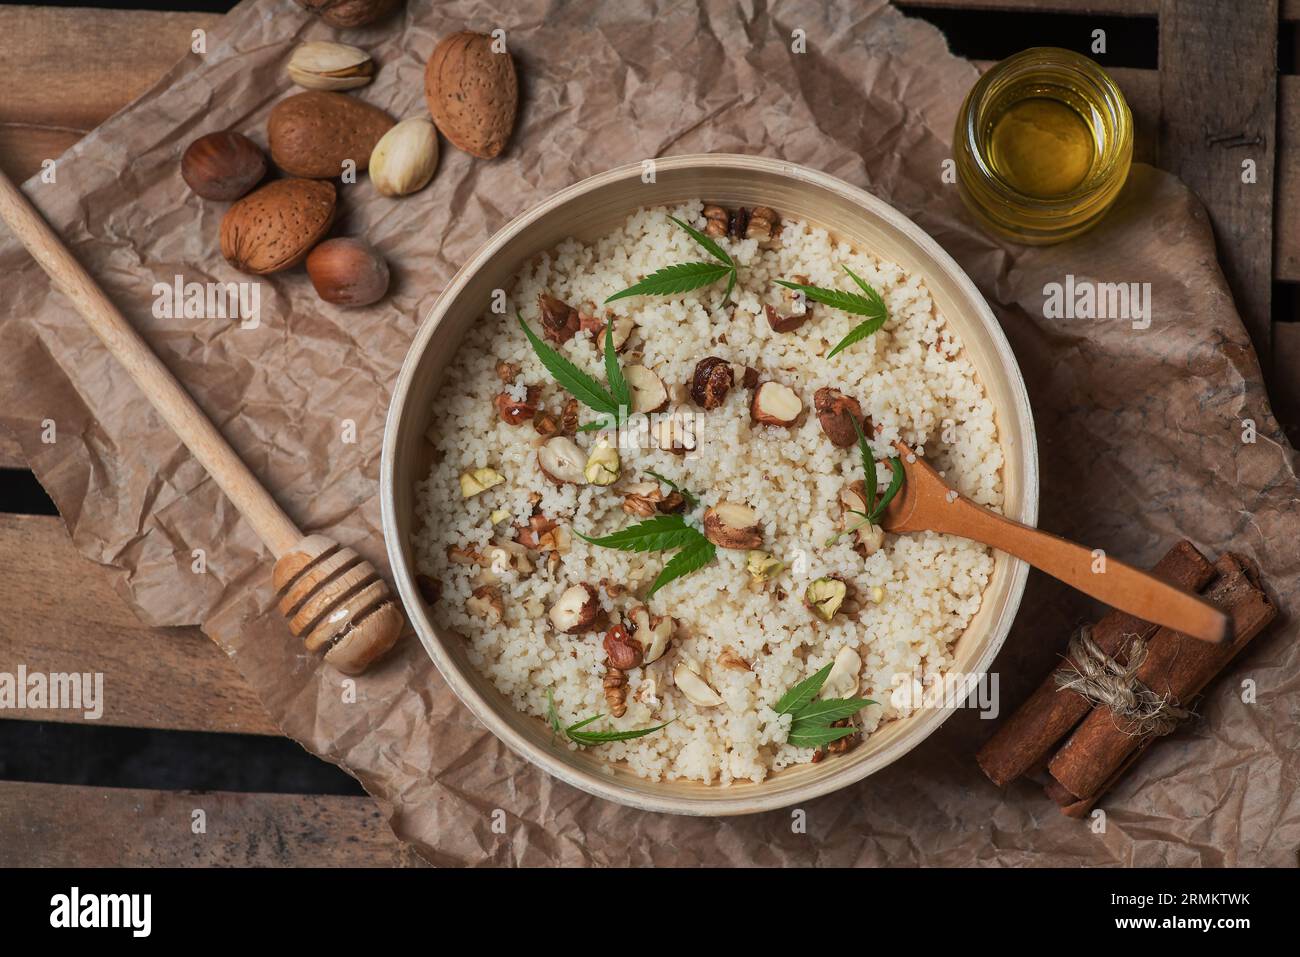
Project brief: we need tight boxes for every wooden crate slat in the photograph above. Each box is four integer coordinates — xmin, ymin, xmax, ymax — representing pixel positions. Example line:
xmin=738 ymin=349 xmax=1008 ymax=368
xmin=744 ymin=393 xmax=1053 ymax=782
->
xmin=1274 ymin=76 xmax=1300 ymax=282
xmin=1158 ymin=0 xmax=1278 ymax=360
xmin=0 ymin=781 xmax=414 ymax=866
xmin=0 ymin=7 xmax=220 ymax=183
xmin=0 ymin=513 xmax=278 ymax=736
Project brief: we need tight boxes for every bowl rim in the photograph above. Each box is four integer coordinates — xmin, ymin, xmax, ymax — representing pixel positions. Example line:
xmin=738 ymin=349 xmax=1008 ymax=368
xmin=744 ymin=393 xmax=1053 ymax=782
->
xmin=381 ymin=153 xmax=1038 ymax=815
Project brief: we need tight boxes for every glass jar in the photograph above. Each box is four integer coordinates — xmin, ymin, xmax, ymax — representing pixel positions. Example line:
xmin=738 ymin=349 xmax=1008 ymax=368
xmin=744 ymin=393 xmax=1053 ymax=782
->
xmin=954 ymin=47 xmax=1133 ymax=245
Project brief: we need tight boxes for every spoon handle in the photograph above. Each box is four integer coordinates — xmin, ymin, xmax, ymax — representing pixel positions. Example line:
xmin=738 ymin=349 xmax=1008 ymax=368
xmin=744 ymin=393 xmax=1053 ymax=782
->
xmin=937 ymin=500 xmax=1231 ymax=644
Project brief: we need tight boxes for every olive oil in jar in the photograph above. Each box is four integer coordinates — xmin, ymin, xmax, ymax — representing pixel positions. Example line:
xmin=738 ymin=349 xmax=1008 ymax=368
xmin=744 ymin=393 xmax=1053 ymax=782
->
xmin=954 ymin=48 xmax=1133 ymax=244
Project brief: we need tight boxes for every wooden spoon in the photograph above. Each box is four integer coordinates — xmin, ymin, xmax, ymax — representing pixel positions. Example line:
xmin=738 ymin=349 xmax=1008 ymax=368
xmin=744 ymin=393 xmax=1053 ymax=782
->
xmin=878 ymin=441 xmax=1231 ymax=644
xmin=0 ymin=169 xmax=404 ymax=674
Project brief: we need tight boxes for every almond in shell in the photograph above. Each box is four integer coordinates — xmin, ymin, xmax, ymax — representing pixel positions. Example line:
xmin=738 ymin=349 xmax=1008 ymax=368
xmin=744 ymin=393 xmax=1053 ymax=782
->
xmin=219 ymin=178 xmax=336 ymax=275
xmin=268 ymin=91 xmax=395 ymax=179
xmin=424 ymin=31 xmax=518 ymax=159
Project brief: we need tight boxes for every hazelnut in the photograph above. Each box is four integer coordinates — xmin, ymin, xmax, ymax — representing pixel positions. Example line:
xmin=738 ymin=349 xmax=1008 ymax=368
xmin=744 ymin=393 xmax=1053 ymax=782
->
xmin=690 ymin=357 xmax=734 ymax=410
xmin=750 ymin=381 xmax=802 ymax=426
xmin=548 ymin=583 xmax=603 ymax=633
xmin=764 ymin=304 xmax=809 ymax=334
xmin=651 ymin=413 xmax=695 ymax=455
xmin=814 ymin=388 xmax=866 ymax=448
xmin=537 ymin=436 xmax=587 ymax=485
xmin=702 ymin=502 xmax=763 ymax=550
xmin=538 ymin=293 xmax=580 ymax=343
xmin=306 ymin=238 xmax=390 ymax=307
xmin=581 ymin=312 xmax=634 ymax=354
xmin=805 ymin=577 xmax=848 ymax=622
xmin=628 ymin=605 xmax=674 ymax=664
xmin=603 ymin=623 xmax=644 ymax=671
xmin=494 ymin=386 xmax=539 ymax=426
xmin=181 ymin=131 xmax=266 ymax=202
xmin=459 ymin=466 xmax=504 ymax=498
xmin=583 ymin=437 xmax=621 ymax=486
xmin=730 ymin=362 xmax=760 ymax=390
xmin=673 ymin=662 xmax=724 ymax=708
xmin=624 ymin=364 xmax=669 ymax=414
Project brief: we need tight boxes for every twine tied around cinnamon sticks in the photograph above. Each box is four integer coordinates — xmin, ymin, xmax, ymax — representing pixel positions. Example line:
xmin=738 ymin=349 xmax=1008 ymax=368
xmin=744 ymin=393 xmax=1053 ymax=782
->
xmin=1053 ymin=627 xmax=1194 ymax=738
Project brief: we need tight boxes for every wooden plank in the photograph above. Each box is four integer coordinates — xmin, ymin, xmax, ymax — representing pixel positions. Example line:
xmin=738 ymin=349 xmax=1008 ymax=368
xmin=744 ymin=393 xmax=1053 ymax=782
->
xmin=1274 ymin=76 xmax=1300 ymax=282
xmin=0 ymin=781 xmax=416 ymax=866
xmin=1275 ymin=320 xmax=1300 ymax=447
xmin=0 ymin=7 xmax=222 ymax=183
xmin=1158 ymin=0 xmax=1278 ymax=359
xmin=0 ymin=513 xmax=278 ymax=735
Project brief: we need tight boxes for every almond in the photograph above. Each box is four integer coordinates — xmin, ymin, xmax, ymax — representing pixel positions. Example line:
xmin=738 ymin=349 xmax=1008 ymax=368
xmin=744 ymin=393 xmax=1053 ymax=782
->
xmin=294 ymin=0 xmax=402 ymax=28
xmin=424 ymin=31 xmax=518 ymax=159
xmin=219 ymin=178 xmax=336 ymax=275
xmin=268 ymin=91 xmax=395 ymax=180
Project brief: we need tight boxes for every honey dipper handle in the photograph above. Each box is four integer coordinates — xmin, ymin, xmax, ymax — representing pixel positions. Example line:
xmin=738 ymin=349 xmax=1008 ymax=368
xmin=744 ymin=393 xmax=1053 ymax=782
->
xmin=0 ymin=169 xmax=302 ymax=557
xmin=941 ymin=501 xmax=1231 ymax=644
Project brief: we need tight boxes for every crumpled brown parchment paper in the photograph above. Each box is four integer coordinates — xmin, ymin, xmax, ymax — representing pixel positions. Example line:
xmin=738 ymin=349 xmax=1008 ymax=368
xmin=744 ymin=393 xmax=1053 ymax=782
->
xmin=2 ymin=0 xmax=1296 ymax=866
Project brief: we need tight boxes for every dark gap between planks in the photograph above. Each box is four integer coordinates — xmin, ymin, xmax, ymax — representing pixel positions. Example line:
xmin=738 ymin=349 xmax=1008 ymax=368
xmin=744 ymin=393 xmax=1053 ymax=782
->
xmin=0 ymin=470 xmax=58 ymax=516
xmin=895 ymin=5 xmax=1158 ymax=69
xmin=0 ymin=720 xmax=365 ymax=795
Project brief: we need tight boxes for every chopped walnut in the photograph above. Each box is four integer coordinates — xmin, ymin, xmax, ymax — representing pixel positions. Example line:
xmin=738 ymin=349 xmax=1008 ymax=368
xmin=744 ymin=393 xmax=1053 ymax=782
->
xmin=495 ymin=360 xmax=520 ymax=384
xmin=446 ymin=544 xmax=481 ymax=566
xmin=538 ymin=293 xmax=580 ymax=343
xmin=494 ymin=386 xmax=540 ymax=426
xmin=658 ymin=491 xmax=687 ymax=514
xmin=515 ymin=514 xmax=558 ymax=550
xmin=621 ymin=481 xmax=663 ymax=517
xmin=812 ymin=718 xmax=860 ymax=762
xmin=702 ymin=204 xmax=729 ymax=238
xmin=603 ymin=667 xmax=629 ymax=718
xmin=466 ymin=584 xmax=504 ymax=622
xmin=746 ymin=206 xmax=780 ymax=246
xmin=532 ymin=408 xmax=561 ymax=437
xmin=560 ymin=398 xmax=579 ymax=434
xmin=727 ymin=207 xmax=750 ymax=239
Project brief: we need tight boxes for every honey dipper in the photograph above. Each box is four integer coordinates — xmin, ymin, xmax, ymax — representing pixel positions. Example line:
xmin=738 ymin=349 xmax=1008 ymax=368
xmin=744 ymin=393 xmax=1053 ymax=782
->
xmin=0 ymin=169 xmax=404 ymax=674
xmin=879 ymin=441 xmax=1231 ymax=645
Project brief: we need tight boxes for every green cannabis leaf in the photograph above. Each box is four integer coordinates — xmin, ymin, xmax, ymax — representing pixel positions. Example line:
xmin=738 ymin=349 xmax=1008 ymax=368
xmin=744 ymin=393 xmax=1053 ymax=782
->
xmin=605 ymin=216 xmax=737 ymax=303
xmin=546 ymin=689 xmax=672 ymax=747
xmin=776 ymin=265 xmax=889 ymax=359
xmin=576 ymin=514 xmax=702 ymax=552
xmin=773 ymin=661 xmax=875 ymax=750
xmin=644 ymin=469 xmax=700 ymax=509
xmin=578 ymin=514 xmax=717 ymax=596
xmin=825 ymin=418 xmax=905 ymax=546
xmin=647 ymin=537 xmax=716 ymax=597
xmin=518 ymin=313 xmax=624 ymax=428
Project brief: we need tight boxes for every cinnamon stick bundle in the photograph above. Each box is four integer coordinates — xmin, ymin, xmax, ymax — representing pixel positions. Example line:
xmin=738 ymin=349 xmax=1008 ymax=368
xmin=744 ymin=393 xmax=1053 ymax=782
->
xmin=975 ymin=540 xmax=1216 ymax=787
xmin=1046 ymin=552 xmax=1276 ymax=804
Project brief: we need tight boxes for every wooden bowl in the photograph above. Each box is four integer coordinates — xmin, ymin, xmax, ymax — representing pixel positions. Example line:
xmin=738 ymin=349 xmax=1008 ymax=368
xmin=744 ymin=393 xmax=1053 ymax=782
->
xmin=381 ymin=155 xmax=1038 ymax=814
